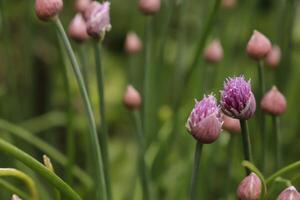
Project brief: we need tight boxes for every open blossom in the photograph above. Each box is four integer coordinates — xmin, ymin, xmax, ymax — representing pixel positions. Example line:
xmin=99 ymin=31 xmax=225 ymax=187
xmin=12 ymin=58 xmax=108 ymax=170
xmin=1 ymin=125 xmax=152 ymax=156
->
xmin=261 ymin=86 xmax=287 ymax=116
xmin=186 ymin=95 xmax=223 ymax=144
xmin=68 ymin=14 xmax=89 ymax=43
xmin=35 ymin=0 xmax=63 ymax=21
xmin=204 ymin=39 xmax=223 ymax=63
xmin=265 ymin=45 xmax=281 ymax=68
xmin=221 ymin=76 xmax=256 ymax=120
xmin=237 ymin=173 xmax=261 ymax=200
xmin=222 ymin=114 xmax=241 ymax=133
xmin=246 ymin=30 xmax=271 ymax=59
xmin=277 ymin=186 xmax=300 ymax=200
xmin=86 ymin=1 xmax=111 ymax=40
xmin=123 ymin=85 xmax=142 ymax=110
xmin=125 ymin=32 xmax=142 ymax=54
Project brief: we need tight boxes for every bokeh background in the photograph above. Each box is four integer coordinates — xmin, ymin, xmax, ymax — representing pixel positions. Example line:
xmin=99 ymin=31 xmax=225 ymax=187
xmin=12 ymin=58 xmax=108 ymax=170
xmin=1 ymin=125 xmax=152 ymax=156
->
xmin=0 ymin=0 xmax=299 ymax=199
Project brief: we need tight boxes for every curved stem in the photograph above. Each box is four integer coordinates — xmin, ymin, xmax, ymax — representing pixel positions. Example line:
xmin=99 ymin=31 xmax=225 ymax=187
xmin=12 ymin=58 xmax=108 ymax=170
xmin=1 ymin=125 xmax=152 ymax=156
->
xmin=189 ymin=142 xmax=203 ymax=200
xmin=133 ymin=110 xmax=151 ymax=200
xmin=54 ymin=17 xmax=107 ymax=200
xmin=266 ymin=160 xmax=300 ymax=185
xmin=93 ymin=42 xmax=111 ymax=200
xmin=239 ymin=120 xmax=253 ymax=175
xmin=0 ymin=178 xmax=30 ymax=200
xmin=0 ymin=168 xmax=38 ymax=200
xmin=273 ymin=116 xmax=281 ymax=170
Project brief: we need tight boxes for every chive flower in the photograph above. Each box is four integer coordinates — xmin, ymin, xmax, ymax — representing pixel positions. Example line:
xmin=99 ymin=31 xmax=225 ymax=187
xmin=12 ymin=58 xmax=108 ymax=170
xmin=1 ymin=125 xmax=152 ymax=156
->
xmin=222 ymin=114 xmax=241 ymax=134
xmin=125 ymin=32 xmax=143 ymax=55
xmin=277 ymin=186 xmax=300 ymax=200
xmin=260 ymin=86 xmax=287 ymax=116
xmin=35 ymin=0 xmax=63 ymax=21
xmin=246 ymin=30 xmax=271 ymax=60
xmin=204 ymin=39 xmax=224 ymax=63
xmin=11 ymin=195 xmax=22 ymax=200
xmin=139 ymin=0 xmax=161 ymax=15
xmin=123 ymin=85 xmax=142 ymax=110
xmin=237 ymin=172 xmax=261 ymax=200
xmin=75 ymin=0 xmax=91 ymax=13
xmin=220 ymin=76 xmax=256 ymax=120
xmin=186 ymin=95 xmax=223 ymax=144
xmin=265 ymin=45 xmax=281 ymax=68
xmin=68 ymin=13 xmax=89 ymax=43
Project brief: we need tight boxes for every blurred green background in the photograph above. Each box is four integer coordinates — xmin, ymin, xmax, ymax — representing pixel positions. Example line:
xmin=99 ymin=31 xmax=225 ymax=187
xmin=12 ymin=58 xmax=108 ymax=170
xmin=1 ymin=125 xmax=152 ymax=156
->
xmin=0 ymin=0 xmax=300 ymax=199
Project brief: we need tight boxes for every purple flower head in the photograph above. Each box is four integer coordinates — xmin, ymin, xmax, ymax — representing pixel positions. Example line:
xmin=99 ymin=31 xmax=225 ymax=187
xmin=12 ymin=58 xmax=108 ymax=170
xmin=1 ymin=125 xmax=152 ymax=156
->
xmin=277 ymin=186 xmax=300 ymax=200
xmin=221 ymin=76 xmax=256 ymax=120
xmin=237 ymin=172 xmax=261 ymax=200
xmin=86 ymin=1 xmax=111 ymax=40
xmin=186 ymin=95 xmax=223 ymax=144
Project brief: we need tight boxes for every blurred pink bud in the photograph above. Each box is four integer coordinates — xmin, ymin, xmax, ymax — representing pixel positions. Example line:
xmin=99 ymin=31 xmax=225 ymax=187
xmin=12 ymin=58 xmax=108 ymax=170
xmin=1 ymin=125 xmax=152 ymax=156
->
xmin=123 ymin=85 xmax=142 ymax=109
xmin=265 ymin=45 xmax=281 ymax=68
xmin=277 ymin=186 xmax=300 ymax=200
xmin=11 ymin=195 xmax=22 ymax=200
xmin=204 ymin=39 xmax=224 ymax=63
xmin=186 ymin=95 xmax=223 ymax=144
xmin=139 ymin=0 xmax=161 ymax=15
xmin=68 ymin=14 xmax=89 ymax=43
xmin=75 ymin=0 xmax=91 ymax=13
xmin=222 ymin=114 xmax=241 ymax=134
xmin=125 ymin=32 xmax=143 ymax=55
xmin=35 ymin=0 xmax=63 ymax=21
xmin=222 ymin=0 xmax=236 ymax=9
xmin=237 ymin=172 xmax=261 ymax=200
xmin=261 ymin=86 xmax=287 ymax=116
xmin=246 ymin=30 xmax=272 ymax=60
xmin=86 ymin=1 xmax=111 ymax=40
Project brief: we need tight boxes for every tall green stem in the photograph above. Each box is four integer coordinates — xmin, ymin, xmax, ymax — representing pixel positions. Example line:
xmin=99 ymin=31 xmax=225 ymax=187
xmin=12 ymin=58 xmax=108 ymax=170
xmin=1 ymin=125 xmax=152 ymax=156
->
xmin=273 ymin=116 xmax=281 ymax=170
xmin=239 ymin=120 xmax=253 ymax=174
xmin=133 ymin=110 xmax=150 ymax=200
xmin=93 ymin=42 xmax=112 ymax=200
xmin=0 ymin=138 xmax=81 ymax=200
xmin=189 ymin=141 xmax=203 ymax=200
xmin=54 ymin=17 xmax=107 ymax=200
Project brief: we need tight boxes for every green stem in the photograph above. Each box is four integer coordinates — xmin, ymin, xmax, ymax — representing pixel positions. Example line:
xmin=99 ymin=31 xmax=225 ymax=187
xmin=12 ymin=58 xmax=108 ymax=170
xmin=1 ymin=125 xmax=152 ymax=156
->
xmin=0 ymin=178 xmax=30 ymax=200
xmin=93 ymin=42 xmax=111 ymax=200
xmin=133 ymin=110 xmax=151 ymax=200
xmin=0 ymin=118 xmax=92 ymax=188
xmin=239 ymin=120 xmax=253 ymax=174
xmin=266 ymin=160 xmax=300 ymax=185
xmin=273 ymin=116 xmax=281 ymax=170
xmin=189 ymin=142 xmax=203 ymax=200
xmin=78 ymin=45 xmax=89 ymax=95
xmin=54 ymin=17 xmax=107 ymax=200
xmin=0 ymin=138 xmax=81 ymax=200
xmin=274 ymin=177 xmax=292 ymax=187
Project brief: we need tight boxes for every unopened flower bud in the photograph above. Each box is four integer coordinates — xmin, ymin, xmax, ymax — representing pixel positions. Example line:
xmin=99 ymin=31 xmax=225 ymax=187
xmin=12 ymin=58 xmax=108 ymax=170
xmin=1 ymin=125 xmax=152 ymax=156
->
xmin=125 ymin=32 xmax=142 ymax=55
xmin=261 ymin=86 xmax=287 ymax=116
xmin=277 ymin=186 xmax=300 ymax=200
xmin=68 ymin=14 xmax=89 ymax=43
xmin=123 ymin=85 xmax=142 ymax=110
xmin=75 ymin=0 xmax=91 ymax=13
xmin=186 ymin=95 xmax=223 ymax=144
xmin=222 ymin=0 xmax=236 ymax=9
xmin=265 ymin=45 xmax=281 ymax=68
xmin=237 ymin=172 xmax=261 ymax=200
xmin=86 ymin=1 xmax=111 ymax=40
xmin=246 ymin=30 xmax=271 ymax=60
xmin=221 ymin=76 xmax=256 ymax=120
xmin=204 ymin=39 xmax=223 ymax=63
xmin=35 ymin=0 xmax=63 ymax=21
xmin=11 ymin=195 xmax=22 ymax=200
xmin=222 ymin=114 xmax=241 ymax=133
xmin=139 ymin=0 xmax=161 ymax=15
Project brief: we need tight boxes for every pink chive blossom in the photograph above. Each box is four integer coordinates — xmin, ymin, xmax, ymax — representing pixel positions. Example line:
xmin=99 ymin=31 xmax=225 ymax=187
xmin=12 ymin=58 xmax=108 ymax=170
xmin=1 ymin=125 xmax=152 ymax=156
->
xmin=11 ymin=195 xmax=22 ymax=200
xmin=261 ymin=86 xmax=287 ymax=116
xmin=204 ymin=39 xmax=224 ymax=63
xmin=123 ymin=85 xmax=142 ymax=110
xmin=277 ymin=186 xmax=300 ymax=200
xmin=139 ymin=0 xmax=161 ymax=15
xmin=86 ymin=1 xmax=111 ymax=40
xmin=222 ymin=114 xmax=241 ymax=134
xmin=35 ymin=0 xmax=63 ymax=21
xmin=237 ymin=172 xmax=261 ymax=200
xmin=265 ymin=45 xmax=281 ymax=68
xmin=68 ymin=13 xmax=89 ymax=43
xmin=186 ymin=95 xmax=223 ymax=144
xmin=220 ymin=76 xmax=256 ymax=120
xmin=124 ymin=32 xmax=143 ymax=55
xmin=246 ymin=30 xmax=272 ymax=60
xmin=75 ymin=0 xmax=91 ymax=13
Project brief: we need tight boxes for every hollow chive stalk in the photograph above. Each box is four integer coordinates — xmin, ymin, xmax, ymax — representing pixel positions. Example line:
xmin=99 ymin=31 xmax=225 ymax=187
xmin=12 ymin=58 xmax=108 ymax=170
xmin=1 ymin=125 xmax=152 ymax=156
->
xmin=239 ymin=120 xmax=253 ymax=175
xmin=53 ymin=17 xmax=107 ymax=200
xmin=93 ymin=41 xmax=112 ymax=200
xmin=273 ymin=116 xmax=281 ymax=170
xmin=133 ymin=110 xmax=151 ymax=200
xmin=189 ymin=142 xmax=203 ymax=200
xmin=0 ymin=138 xmax=81 ymax=200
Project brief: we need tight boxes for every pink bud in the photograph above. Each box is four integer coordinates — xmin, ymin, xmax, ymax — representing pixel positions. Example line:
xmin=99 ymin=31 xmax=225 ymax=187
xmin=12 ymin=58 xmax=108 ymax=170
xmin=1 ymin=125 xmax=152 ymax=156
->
xmin=86 ymin=1 xmax=111 ymax=40
xmin=124 ymin=32 xmax=143 ymax=55
xmin=237 ymin=172 xmax=261 ymax=200
xmin=246 ymin=30 xmax=272 ymax=60
xmin=123 ymin=85 xmax=142 ymax=109
xmin=277 ymin=186 xmax=300 ymax=200
xmin=260 ymin=86 xmax=287 ymax=116
xmin=35 ymin=0 xmax=63 ymax=21
xmin=222 ymin=114 xmax=241 ymax=134
xmin=11 ymin=195 xmax=22 ymax=200
xmin=265 ymin=45 xmax=281 ymax=68
xmin=75 ymin=0 xmax=91 ymax=13
xmin=139 ymin=0 xmax=161 ymax=15
xmin=204 ymin=39 xmax=224 ymax=63
xmin=68 ymin=14 xmax=89 ymax=43
xmin=222 ymin=0 xmax=236 ymax=9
